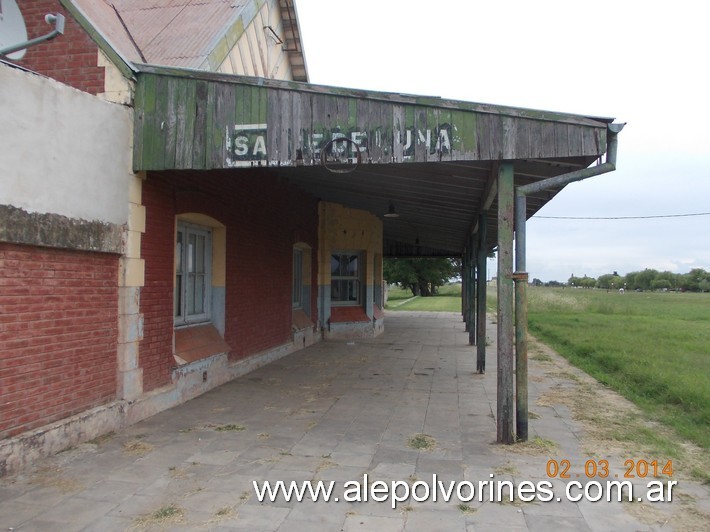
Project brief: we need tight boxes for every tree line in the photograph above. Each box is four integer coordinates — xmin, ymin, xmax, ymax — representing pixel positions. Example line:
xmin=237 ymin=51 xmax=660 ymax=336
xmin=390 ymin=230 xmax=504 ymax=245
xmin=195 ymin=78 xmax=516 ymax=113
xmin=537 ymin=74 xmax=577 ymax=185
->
xmin=384 ymin=258 xmax=459 ymax=296
xmin=384 ymin=257 xmax=710 ymax=295
xmin=538 ymin=268 xmax=710 ymax=292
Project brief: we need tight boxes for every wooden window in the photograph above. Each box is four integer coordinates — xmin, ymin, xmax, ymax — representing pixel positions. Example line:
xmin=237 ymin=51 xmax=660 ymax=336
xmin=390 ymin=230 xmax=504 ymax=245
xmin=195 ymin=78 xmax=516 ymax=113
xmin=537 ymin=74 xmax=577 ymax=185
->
xmin=331 ymin=252 xmax=362 ymax=306
xmin=292 ymin=247 xmax=303 ymax=309
xmin=175 ymin=222 xmax=212 ymax=325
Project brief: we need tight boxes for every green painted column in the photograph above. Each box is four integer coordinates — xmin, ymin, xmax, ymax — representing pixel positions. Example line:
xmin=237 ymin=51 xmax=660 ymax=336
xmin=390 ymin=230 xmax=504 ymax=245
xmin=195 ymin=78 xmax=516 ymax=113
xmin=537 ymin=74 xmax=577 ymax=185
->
xmin=497 ymin=162 xmax=515 ymax=444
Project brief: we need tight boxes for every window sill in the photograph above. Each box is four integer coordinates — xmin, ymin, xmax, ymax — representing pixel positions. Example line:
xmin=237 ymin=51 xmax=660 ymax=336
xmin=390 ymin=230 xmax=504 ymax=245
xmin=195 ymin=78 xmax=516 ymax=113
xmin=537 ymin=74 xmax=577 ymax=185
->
xmin=330 ymin=306 xmax=370 ymax=323
xmin=174 ymin=324 xmax=231 ymax=365
xmin=292 ymin=309 xmax=314 ymax=332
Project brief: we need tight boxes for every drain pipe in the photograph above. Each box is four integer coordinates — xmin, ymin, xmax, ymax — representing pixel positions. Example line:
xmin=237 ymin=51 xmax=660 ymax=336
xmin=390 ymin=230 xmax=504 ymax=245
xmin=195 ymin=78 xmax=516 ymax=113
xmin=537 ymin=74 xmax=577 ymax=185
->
xmin=513 ymin=122 xmax=625 ymax=441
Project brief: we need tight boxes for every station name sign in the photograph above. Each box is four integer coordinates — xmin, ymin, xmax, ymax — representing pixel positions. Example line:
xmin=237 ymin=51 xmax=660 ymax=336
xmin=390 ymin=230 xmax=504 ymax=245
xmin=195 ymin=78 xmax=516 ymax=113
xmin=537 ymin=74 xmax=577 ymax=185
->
xmin=225 ymin=123 xmax=454 ymax=168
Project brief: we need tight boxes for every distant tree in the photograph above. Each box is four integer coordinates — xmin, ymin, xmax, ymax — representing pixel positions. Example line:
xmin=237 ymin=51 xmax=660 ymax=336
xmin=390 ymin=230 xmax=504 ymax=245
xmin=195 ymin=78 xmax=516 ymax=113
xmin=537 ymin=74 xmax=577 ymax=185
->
xmin=532 ymin=278 xmax=543 ymax=287
xmin=545 ymin=280 xmax=563 ymax=287
xmin=679 ymin=268 xmax=710 ymax=292
xmin=384 ymin=258 xmax=458 ymax=297
xmin=650 ymin=279 xmax=672 ymax=291
xmin=569 ymin=275 xmax=596 ymax=288
xmin=596 ymin=274 xmax=624 ymax=290
xmin=656 ymin=271 xmax=679 ymax=290
xmin=624 ymin=271 xmax=638 ymax=290
xmin=635 ymin=269 xmax=659 ymax=291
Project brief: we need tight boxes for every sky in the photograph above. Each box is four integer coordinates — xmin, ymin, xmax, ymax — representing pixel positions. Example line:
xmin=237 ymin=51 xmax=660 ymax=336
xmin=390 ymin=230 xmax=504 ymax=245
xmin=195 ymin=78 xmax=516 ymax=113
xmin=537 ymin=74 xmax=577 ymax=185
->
xmin=294 ymin=0 xmax=710 ymax=282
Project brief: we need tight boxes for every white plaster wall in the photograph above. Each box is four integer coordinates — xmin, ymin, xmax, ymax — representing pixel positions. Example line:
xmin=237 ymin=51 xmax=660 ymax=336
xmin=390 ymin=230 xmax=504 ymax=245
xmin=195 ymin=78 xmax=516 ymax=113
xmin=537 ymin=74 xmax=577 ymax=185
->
xmin=0 ymin=64 xmax=132 ymax=225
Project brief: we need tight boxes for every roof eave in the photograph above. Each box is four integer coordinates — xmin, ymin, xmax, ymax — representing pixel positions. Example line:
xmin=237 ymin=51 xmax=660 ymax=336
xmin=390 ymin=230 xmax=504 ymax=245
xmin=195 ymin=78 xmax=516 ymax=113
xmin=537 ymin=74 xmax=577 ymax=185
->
xmin=131 ymin=62 xmax=612 ymax=127
xmin=59 ymin=0 xmax=137 ymax=80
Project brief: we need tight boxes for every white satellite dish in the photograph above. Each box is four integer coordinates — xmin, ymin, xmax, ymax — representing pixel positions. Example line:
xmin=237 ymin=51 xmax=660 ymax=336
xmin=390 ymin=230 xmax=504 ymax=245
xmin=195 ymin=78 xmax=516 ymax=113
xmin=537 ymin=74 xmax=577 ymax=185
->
xmin=0 ymin=0 xmax=28 ymax=60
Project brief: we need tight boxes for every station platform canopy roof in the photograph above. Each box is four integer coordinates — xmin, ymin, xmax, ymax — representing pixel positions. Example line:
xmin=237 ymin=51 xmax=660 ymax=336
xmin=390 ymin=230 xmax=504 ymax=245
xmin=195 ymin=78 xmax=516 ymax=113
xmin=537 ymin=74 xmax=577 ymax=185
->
xmin=132 ymin=63 xmax=614 ymax=257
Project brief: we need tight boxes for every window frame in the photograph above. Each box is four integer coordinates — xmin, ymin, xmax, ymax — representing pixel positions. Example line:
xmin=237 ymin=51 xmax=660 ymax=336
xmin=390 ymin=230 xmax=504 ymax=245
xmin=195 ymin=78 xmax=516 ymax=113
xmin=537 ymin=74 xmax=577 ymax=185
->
xmin=174 ymin=221 xmax=212 ymax=327
xmin=330 ymin=251 xmax=363 ymax=306
xmin=292 ymin=247 xmax=304 ymax=309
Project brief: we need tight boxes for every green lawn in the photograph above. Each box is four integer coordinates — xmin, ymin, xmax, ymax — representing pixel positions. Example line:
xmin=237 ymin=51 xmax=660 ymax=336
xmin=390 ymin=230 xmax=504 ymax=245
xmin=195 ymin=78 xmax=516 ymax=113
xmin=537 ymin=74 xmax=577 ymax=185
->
xmin=386 ymin=284 xmax=462 ymax=312
xmin=386 ymin=283 xmax=710 ymax=450
xmin=525 ymin=288 xmax=710 ymax=449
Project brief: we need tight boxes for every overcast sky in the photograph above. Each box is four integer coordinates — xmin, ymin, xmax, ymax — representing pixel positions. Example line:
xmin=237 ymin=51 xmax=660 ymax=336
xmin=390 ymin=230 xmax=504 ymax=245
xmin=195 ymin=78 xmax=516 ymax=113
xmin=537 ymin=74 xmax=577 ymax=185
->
xmin=295 ymin=0 xmax=709 ymax=282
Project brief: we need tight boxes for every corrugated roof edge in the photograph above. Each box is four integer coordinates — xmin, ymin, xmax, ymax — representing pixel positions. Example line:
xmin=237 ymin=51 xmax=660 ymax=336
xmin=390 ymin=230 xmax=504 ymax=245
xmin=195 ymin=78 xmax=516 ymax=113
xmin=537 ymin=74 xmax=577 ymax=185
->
xmin=200 ymin=0 xmax=309 ymax=83
xmin=286 ymin=0 xmax=309 ymax=83
xmin=59 ymin=0 xmax=137 ymax=80
xmin=202 ymin=0 xmax=261 ymax=72
xmin=132 ymin=62 xmax=614 ymax=126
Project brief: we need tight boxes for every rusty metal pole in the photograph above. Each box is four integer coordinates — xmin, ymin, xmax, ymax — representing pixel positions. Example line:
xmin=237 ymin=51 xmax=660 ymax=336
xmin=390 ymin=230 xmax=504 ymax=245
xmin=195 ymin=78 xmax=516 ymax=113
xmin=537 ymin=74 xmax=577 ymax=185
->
xmin=514 ymin=193 xmax=529 ymax=442
xmin=497 ymin=163 xmax=515 ymax=444
xmin=476 ymin=214 xmax=487 ymax=373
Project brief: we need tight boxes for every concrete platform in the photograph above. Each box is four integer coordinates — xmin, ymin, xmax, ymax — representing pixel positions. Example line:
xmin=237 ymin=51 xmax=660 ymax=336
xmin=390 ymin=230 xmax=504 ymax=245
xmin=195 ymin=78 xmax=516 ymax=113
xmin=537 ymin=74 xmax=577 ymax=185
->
xmin=1 ymin=312 xmax=706 ymax=531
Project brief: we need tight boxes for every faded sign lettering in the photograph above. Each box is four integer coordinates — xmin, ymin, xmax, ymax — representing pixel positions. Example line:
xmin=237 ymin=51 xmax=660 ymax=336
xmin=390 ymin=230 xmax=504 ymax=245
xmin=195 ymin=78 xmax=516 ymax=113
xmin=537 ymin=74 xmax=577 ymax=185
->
xmin=224 ymin=123 xmax=452 ymax=166
xmin=226 ymin=123 xmax=268 ymax=167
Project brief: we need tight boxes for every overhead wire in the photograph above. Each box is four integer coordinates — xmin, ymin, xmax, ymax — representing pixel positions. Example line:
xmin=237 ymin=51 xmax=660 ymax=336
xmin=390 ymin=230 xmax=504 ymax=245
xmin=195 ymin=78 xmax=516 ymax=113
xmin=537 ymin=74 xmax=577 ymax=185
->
xmin=534 ymin=212 xmax=710 ymax=220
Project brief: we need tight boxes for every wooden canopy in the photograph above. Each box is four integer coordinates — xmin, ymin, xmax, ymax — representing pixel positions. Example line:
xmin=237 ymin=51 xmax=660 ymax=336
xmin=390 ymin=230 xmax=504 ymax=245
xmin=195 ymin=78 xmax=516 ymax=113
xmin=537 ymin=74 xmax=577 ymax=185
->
xmin=133 ymin=64 xmax=612 ymax=257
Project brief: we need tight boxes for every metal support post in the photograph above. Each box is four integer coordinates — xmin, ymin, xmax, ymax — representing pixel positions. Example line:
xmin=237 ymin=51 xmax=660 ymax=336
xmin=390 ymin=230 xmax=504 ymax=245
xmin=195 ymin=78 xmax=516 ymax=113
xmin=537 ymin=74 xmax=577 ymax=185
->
xmin=514 ymin=192 xmax=529 ymax=442
xmin=513 ymin=270 xmax=529 ymax=442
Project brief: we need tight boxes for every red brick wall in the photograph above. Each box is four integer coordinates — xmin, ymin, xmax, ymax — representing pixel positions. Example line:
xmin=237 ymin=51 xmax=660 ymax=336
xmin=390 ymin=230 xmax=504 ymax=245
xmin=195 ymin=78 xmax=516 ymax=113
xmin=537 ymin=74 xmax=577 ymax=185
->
xmin=0 ymin=244 xmax=118 ymax=439
xmin=140 ymin=171 xmax=319 ymax=391
xmin=12 ymin=1 xmax=105 ymax=94
xmin=139 ymin=178 xmax=176 ymax=392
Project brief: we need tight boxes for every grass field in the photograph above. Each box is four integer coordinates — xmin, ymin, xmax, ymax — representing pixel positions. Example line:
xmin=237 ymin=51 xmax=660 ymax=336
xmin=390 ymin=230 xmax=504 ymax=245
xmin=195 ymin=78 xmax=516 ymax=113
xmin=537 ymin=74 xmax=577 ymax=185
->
xmin=386 ymin=284 xmax=462 ymax=312
xmin=525 ymin=288 xmax=710 ymax=450
xmin=386 ymin=284 xmax=709 ymax=451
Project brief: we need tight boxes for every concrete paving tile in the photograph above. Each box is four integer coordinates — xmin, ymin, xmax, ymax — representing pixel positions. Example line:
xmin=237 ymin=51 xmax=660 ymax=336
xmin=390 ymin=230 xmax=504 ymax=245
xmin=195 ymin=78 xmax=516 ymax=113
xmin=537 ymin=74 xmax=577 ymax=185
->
xmin=370 ymin=462 xmax=416 ymax=481
xmin=277 ymin=517 xmax=345 ymax=532
xmin=285 ymin=500 xmax=351 ymax=525
xmin=2 ymin=313 xmax=708 ymax=532
xmin=576 ymin=499 xmax=652 ymax=531
xmin=317 ymin=465 xmax=368 ymax=483
xmin=187 ymin=449 xmax=242 ymax=466
xmin=342 ymin=512 xmax=405 ymax=531
xmin=10 ymin=484 xmax=74 ymax=508
xmin=76 ymin=478 xmax=144 ymax=503
xmin=107 ymin=494 xmax=164 ymax=519
xmin=523 ymin=513 xmax=592 ymax=532
xmin=80 ymin=515 xmax=134 ymax=532
xmin=32 ymin=497 xmax=118 ymax=524
xmin=289 ymin=440 xmax=340 ymax=457
xmin=105 ymin=460 xmax=172 ymax=483
xmin=0 ymin=499 xmax=48 ymax=529
xmin=204 ymin=472 xmax=255 ymax=493
xmin=182 ymin=488 xmax=242 ymax=514
xmin=466 ymin=501 xmax=528 ymax=527
xmin=403 ymin=508 xmax=467 ymax=532
xmin=13 ymin=519 xmax=85 ymax=532
xmin=371 ymin=448 xmax=420 ymax=468
xmin=274 ymin=453 xmax=323 ymax=472
xmin=415 ymin=458 xmax=465 ymax=482
xmin=329 ymin=451 xmax=375 ymax=468
xmin=221 ymin=503 xmax=290 ymax=530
